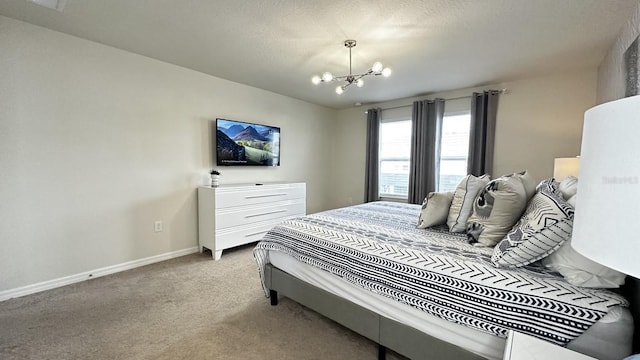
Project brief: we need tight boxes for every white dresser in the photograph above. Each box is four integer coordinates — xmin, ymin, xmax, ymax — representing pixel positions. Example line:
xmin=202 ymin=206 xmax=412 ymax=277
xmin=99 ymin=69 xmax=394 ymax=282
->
xmin=197 ymin=182 xmax=306 ymax=260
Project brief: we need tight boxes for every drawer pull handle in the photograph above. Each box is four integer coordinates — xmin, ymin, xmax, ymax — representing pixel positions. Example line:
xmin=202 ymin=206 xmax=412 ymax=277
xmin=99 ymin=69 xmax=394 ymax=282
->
xmin=245 ymin=209 xmax=287 ymax=218
xmin=245 ymin=193 xmax=287 ymax=199
xmin=245 ymin=230 xmax=269 ymax=237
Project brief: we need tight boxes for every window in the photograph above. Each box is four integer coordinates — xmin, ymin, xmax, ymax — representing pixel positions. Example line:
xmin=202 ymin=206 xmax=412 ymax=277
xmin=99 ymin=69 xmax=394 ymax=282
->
xmin=378 ymin=120 xmax=411 ymax=198
xmin=377 ymin=110 xmax=471 ymax=199
xmin=438 ymin=113 xmax=471 ymax=192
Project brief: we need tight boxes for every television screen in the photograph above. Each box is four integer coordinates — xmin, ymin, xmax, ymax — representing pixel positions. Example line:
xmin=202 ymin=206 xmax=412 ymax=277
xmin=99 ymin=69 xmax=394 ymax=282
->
xmin=216 ymin=118 xmax=280 ymax=166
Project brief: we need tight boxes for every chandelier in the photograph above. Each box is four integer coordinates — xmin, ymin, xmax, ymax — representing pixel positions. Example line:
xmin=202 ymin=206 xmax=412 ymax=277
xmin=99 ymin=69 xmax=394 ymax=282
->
xmin=311 ymin=40 xmax=391 ymax=94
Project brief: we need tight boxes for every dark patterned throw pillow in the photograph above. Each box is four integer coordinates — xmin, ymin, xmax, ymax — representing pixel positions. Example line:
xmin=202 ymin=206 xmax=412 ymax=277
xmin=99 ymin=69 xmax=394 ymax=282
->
xmin=492 ymin=179 xmax=574 ymax=268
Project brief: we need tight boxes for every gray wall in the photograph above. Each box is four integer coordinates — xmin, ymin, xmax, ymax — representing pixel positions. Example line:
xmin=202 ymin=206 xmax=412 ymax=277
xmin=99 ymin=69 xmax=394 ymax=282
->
xmin=0 ymin=16 xmax=335 ymax=293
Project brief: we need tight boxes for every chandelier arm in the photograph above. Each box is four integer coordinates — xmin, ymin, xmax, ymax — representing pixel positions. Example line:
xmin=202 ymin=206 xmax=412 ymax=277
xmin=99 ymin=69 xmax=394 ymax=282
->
xmin=331 ymin=75 xmax=350 ymax=81
xmin=352 ymin=72 xmax=371 ymax=80
xmin=330 ymin=72 xmax=372 ymax=81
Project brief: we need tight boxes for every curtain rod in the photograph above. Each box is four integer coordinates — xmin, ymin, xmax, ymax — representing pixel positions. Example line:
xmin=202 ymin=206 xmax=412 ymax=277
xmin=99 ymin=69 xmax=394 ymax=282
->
xmin=366 ymin=88 xmax=509 ymax=113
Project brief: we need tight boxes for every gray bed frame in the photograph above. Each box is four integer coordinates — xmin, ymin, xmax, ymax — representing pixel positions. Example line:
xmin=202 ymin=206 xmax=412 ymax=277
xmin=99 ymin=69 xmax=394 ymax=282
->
xmin=264 ymin=263 xmax=486 ymax=360
xmin=266 ymin=263 xmax=640 ymax=359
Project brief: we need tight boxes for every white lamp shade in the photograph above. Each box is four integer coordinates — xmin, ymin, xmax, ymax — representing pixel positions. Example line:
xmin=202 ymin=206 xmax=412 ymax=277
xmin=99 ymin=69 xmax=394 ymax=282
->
xmin=553 ymin=157 xmax=580 ymax=180
xmin=572 ymin=94 xmax=640 ymax=278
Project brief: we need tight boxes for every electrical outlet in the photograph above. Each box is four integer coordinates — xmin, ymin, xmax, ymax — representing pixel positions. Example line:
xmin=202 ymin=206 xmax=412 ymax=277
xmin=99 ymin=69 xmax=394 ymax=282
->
xmin=154 ymin=221 xmax=163 ymax=232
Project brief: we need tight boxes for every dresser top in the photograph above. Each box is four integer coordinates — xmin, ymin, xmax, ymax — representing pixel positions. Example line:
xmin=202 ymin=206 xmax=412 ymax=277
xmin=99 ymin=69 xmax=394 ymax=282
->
xmin=200 ymin=182 xmax=305 ymax=189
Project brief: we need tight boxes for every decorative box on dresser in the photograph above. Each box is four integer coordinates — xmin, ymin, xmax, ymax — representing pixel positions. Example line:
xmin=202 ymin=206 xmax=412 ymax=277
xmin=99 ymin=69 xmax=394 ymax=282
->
xmin=198 ymin=182 xmax=306 ymax=260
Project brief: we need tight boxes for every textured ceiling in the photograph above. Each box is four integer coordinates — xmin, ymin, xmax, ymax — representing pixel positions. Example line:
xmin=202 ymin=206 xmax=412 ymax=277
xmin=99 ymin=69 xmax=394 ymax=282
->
xmin=1 ymin=0 xmax=637 ymax=109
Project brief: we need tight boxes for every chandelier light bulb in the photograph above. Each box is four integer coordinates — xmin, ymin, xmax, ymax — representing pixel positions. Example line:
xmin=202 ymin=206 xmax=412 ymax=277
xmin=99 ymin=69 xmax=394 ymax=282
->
xmin=311 ymin=75 xmax=321 ymax=85
xmin=371 ymin=62 xmax=383 ymax=73
xmin=322 ymin=72 xmax=334 ymax=82
xmin=382 ymin=67 xmax=392 ymax=77
xmin=335 ymin=85 xmax=344 ymax=94
xmin=356 ymin=79 xmax=364 ymax=87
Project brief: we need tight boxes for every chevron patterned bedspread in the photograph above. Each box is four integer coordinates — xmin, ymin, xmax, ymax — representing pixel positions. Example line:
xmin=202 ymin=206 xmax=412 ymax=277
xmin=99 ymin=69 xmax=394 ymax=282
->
xmin=254 ymin=201 xmax=628 ymax=346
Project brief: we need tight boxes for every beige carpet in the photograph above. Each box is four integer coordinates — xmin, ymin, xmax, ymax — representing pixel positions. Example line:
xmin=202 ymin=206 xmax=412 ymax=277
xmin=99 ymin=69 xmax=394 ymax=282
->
xmin=0 ymin=244 xmax=404 ymax=360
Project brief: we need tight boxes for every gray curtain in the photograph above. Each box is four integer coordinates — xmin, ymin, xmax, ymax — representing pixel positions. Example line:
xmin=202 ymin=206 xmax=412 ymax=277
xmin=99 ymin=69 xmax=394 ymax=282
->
xmin=364 ymin=108 xmax=381 ymax=202
xmin=407 ymin=98 xmax=445 ymax=204
xmin=467 ymin=90 xmax=500 ymax=176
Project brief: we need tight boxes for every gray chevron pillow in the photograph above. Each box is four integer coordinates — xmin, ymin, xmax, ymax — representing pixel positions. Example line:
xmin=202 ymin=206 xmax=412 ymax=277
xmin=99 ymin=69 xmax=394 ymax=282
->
xmin=492 ymin=179 xmax=574 ymax=268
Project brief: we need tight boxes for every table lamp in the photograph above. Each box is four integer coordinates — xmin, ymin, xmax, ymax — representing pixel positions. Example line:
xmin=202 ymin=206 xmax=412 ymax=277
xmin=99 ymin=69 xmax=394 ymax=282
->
xmin=572 ymin=95 xmax=640 ymax=279
xmin=553 ymin=157 xmax=580 ymax=181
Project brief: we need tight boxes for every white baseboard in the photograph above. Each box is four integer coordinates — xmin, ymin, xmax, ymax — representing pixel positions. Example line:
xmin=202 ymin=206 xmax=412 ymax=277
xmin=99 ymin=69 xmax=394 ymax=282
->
xmin=0 ymin=246 xmax=200 ymax=302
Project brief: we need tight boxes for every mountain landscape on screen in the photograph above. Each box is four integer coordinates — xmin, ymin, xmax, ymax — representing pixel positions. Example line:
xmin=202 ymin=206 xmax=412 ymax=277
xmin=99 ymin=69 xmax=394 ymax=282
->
xmin=223 ymin=124 xmax=245 ymax=138
xmin=216 ymin=119 xmax=280 ymax=166
xmin=233 ymin=126 xmax=268 ymax=142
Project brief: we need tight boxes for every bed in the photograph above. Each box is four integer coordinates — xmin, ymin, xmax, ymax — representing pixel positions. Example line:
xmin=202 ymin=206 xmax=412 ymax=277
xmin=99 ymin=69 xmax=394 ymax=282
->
xmin=254 ymin=201 xmax=634 ymax=360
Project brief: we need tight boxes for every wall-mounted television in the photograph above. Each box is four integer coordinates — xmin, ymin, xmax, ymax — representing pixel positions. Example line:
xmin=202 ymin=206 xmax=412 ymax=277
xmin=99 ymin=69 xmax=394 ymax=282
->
xmin=216 ymin=118 xmax=280 ymax=166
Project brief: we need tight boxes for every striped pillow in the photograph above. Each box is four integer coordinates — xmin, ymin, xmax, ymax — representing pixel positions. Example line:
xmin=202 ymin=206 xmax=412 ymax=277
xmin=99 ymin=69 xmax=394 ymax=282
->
xmin=492 ymin=179 xmax=574 ymax=268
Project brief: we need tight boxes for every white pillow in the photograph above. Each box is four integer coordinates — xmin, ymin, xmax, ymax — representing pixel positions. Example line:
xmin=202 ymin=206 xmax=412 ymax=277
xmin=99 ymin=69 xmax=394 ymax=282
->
xmin=492 ymin=179 xmax=573 ymax=268
xmin=417 ymin=192 xmax=454 ymax=228
xmin=466 ymin=171 xmax=537 ymax=247
xmin=447 ymin=174 xmax=491 ymax=233
xmin=519 ymin=170 xmax=537 ymax=200
xmin=558 ymin=176 xmax=578 ymax=200
xmin=543 ymin=240 xmax=626 ymax=288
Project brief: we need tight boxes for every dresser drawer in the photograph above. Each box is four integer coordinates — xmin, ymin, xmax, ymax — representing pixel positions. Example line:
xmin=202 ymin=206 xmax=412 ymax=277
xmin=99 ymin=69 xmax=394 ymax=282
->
xmin=215 ymin=184 xmax=305 ymax=208
xmin=216 ymin=219 xmax=292 ymax=250
xmin=215 ymin=200 xmax=305 ymax=230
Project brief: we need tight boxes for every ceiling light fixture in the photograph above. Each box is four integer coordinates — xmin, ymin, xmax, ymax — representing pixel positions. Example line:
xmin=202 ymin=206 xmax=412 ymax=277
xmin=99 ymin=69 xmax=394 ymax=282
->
xmin=311 ymin=40 xmax=391 ymax=95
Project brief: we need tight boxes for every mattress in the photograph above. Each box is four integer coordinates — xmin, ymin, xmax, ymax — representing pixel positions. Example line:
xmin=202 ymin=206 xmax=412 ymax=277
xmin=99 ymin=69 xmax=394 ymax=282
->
xmin=269 ymin=251 xmax=633 ymax=360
